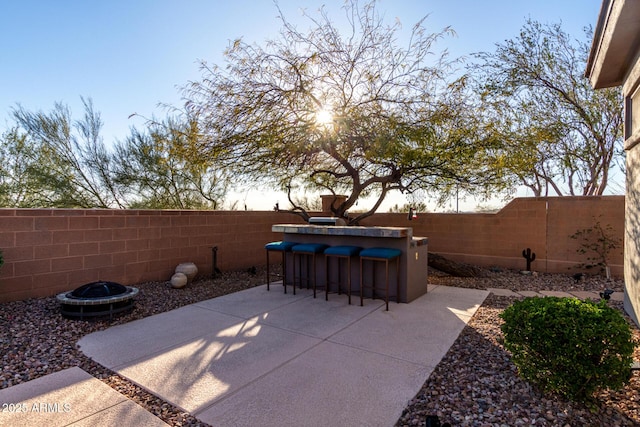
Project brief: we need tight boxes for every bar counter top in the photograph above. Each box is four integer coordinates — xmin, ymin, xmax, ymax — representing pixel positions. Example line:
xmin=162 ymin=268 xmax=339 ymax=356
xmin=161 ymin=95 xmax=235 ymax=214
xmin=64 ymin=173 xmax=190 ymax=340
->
xmin=271 ymin=224 xmax=411 ymax=238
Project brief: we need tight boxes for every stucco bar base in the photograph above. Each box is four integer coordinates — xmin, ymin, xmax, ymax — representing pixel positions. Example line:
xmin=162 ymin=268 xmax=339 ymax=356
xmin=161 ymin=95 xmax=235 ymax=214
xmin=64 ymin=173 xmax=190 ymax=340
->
xmin=272 ymin=225 xmax=428 ymax=303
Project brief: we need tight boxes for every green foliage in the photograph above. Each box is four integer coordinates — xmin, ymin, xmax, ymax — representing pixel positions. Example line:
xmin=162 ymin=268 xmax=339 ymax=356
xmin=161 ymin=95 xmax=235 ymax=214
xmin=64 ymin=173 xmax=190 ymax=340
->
xmin=500 ymin=297 xmax=635 ymax=402
xmin=184 ymin=0 xmax=521 ymax=223
xmin=472 ymin=19 xmax=623 ymax=196
xmin=1 ymin=100 xmax=229 ymax=210
xmin=570 ymin=217 xmax=622 ymax=276
xmin=112 ymin=116 xmax=228 ymax=209
xmin=8 ymin=98 xmax=124 ymax=208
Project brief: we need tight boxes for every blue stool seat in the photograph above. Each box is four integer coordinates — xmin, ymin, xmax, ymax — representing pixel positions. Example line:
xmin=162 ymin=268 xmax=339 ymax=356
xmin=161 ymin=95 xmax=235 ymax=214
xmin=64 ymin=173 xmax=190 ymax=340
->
xmin=325 ymin=245 xmax=362 ymax=257
xmin=359 ymin=248 xmax=401 ymax=259
xmin=265 ymin=241 xmax=298 ymax=293
xmin=292 ymin=243 xmax=329 ymax=254
xmin=324 ymin=246 xmax=362 ymax=304
xmin=265 ymin=241 xmax=298 ymax=251
xmin=360 ymin=247 xmax=402 ymax=311
xmin=292 ymin=243 xmax=329 ymax=297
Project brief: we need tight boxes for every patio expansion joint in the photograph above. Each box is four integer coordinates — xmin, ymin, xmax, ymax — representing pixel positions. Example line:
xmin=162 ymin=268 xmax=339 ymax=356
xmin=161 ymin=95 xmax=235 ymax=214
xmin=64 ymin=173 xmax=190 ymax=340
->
xmin=191 ymin=331 xmax=326 ymax=417
xmin=191 ymin=301 xmax=422 ymax=416
xmin=69 ymin=399 xmax=141 ymax=425
xmin=323 ymin=308 xmax=437 ymax=369
xmin=192 ymin=291 xmax=315 ymax=316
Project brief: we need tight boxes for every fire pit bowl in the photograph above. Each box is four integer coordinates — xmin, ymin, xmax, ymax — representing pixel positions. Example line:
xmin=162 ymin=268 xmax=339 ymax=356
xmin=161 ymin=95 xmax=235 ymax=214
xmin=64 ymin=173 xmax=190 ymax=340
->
xmin=56 ymin=281 xmax=139 ymax=320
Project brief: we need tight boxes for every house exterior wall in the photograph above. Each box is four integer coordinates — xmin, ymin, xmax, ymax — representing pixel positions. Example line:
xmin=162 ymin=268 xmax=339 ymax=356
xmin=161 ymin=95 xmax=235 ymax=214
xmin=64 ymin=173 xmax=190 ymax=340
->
xmin=586 ymin=0 xmax=640 ymax=326
xmin=0 ymin=196 xmax=624 ymax=303
xmin=625 ymin=147 xmax=640 ymax=325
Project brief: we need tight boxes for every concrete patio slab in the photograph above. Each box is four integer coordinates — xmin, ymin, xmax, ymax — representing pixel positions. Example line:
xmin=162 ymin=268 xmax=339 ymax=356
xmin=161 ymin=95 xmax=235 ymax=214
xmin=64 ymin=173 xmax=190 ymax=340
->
xmin=569 ymin=291 xmax=600 ymax=300
xmin=330 ymin=286 xmax=489 ymax=366
xmin=77 ymin=284 xmax=488 ymax=426
xmin=88 ymin=316 xmax=321 ymax=414
xmin=77 ymin=305 xmax=243 ymax=368
xmin=610 ymin=291 xmax=624 ymax=301
xmin=255 ymin=291 xmax=384 ymax=339
xmin=0 ymin=367 xmax=168 ymax=427
xmin=193 ymin=282 xmax=314 ymax=318
xmin=487 ymin=288 xmax=519 ymax=297
xmin=518 ymin=291 xmax=541 ymax=298
xmin=197 ymin=340 xmax=431 ymax=427
xmin=539 ymin=290 xmax=574 ymax=298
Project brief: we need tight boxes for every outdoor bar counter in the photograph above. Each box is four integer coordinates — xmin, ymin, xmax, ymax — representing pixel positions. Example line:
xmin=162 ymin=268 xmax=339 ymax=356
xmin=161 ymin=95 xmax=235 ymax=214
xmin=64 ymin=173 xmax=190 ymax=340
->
xmin=271 ymin=224 xmax=428 ymax=303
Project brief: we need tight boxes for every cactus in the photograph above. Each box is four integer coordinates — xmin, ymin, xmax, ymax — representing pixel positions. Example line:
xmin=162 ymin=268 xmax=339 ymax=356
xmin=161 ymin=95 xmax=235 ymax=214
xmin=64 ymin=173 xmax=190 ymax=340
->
xmin=522 ymin=248 xmax=536 ymax=271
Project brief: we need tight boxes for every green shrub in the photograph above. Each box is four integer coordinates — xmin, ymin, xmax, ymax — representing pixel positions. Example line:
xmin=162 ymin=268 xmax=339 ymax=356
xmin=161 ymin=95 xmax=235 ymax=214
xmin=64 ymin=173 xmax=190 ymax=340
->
xmin=500 ymin=296 xmax=635 ymax=402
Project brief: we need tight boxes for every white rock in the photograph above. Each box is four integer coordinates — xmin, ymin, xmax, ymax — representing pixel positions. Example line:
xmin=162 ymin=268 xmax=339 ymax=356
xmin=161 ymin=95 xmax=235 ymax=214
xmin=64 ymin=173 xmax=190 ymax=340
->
xmin=175 ymin=262 xmax=198 ymax=283
xmin=170 ymin=272 xmax=188 ymax=289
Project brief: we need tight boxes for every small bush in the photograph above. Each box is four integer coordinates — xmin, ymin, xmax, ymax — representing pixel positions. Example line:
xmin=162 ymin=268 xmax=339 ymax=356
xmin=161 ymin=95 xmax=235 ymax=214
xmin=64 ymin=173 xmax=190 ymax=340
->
xmin=569 ymin=218 xmax=622 ymax=277
xmin=500 ymin=296 xmax=635 ymax=402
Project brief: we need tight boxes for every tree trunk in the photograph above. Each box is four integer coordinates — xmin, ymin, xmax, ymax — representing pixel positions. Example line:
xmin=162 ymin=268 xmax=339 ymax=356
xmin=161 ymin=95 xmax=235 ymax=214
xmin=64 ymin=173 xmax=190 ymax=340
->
xmin=428 ymin=252 xmax=487 ymax=277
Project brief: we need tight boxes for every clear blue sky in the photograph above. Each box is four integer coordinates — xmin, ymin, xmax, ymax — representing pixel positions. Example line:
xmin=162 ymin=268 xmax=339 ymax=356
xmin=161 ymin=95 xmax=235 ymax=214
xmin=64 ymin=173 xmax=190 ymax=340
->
xmin=0 ymin=0 xmax=605 ymax=209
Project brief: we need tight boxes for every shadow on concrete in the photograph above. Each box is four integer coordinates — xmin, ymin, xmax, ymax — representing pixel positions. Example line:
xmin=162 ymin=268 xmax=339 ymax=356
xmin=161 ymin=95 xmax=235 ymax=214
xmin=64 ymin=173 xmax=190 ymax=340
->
xmin=77 ymin=284 xmax=487 ymax=426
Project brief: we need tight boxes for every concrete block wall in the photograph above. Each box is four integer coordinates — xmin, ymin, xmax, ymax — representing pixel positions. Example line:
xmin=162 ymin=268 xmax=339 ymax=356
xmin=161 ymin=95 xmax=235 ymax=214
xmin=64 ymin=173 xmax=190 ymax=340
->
xmin=545 ymin=196 xmax=624 ymax=274
xmin=0 ymin=196 xmax=624 ymax=302
xmin=362 ymin=196 xmax=624 ymax=275
xmin=0 ymin=209 xmax=305 ymax=302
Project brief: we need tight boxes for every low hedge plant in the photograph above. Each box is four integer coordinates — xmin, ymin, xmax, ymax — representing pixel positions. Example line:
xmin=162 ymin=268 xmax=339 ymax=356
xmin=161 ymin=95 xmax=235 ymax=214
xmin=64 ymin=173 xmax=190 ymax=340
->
xmin=500 ymin=296 xmax=635 ymax=402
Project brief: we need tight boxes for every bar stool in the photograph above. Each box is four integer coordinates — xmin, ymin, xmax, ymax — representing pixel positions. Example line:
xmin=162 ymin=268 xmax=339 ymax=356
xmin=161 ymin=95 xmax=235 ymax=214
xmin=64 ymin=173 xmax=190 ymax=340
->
xmin=359 ymin=247 xmax=402 ymax=310
xmin=324 ymin=246 xmax=362 ymax=303
xmin=292 ymin=243 xmax=329 ymax=297
xmin=265 ymin=241 xmax=298 ymax=293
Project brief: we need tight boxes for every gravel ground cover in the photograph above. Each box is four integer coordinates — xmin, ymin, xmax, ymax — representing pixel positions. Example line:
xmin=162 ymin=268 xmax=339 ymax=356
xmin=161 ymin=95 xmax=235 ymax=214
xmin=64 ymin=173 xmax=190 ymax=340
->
xmin=1 ymin=266 xmax=638 ymax=426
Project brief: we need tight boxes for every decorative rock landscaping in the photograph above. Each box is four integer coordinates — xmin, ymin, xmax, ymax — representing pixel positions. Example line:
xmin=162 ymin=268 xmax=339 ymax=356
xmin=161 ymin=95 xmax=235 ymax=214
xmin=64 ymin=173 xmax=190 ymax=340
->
xmin=1 ymin=267 xmax=638 ymax=426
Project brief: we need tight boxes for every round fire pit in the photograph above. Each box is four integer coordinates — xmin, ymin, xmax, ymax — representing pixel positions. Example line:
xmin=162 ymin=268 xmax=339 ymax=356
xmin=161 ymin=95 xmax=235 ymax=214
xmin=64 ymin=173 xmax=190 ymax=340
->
xmin=56 ymin=281 xmax=139 ymax=320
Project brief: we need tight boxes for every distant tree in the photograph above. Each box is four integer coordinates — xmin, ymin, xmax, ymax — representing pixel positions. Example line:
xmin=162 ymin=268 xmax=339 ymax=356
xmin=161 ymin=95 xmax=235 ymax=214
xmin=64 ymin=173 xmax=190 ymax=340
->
xmin=0 ymin=128 xmax=40 ymax=207
xmin=184 ymin=0 xmax=521 ymax=224
xmin=472 ymin=19 xmax=623 ymax=196
xmin=9 ymin=98 xmax=124 ymax=208
xmin=2 ymin=100 xmax=230 ymax=210
xmin=112 ymin=115 xmax=229 ymax=209
xmin=388 ymin=202 xmax=428 ymax=213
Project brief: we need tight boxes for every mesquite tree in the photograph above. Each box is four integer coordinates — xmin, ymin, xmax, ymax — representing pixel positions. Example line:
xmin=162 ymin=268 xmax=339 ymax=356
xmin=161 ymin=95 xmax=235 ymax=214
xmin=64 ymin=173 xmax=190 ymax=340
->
xmin=184 ymin=1 xmax=520 ymax=223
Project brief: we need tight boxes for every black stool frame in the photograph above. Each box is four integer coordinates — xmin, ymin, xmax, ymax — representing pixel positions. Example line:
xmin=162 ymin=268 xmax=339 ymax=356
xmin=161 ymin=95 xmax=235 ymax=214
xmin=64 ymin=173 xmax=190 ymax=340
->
xmin=325 ymin=253 xmax=357 ymax=303
xmin=265 ymin=246 xmax=293 ymax=293
xmin=359 ymin=255 xmax=400 ymax=311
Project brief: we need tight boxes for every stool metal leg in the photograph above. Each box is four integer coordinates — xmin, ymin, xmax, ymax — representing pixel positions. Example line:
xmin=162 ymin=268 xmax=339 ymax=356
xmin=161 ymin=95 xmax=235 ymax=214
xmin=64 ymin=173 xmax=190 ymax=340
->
xmin=325 ymin=256 xmax=331 ymax=301
xmin=312 ymin=253 xmax=317 ymax=298
xmin=293 ymin=253 xmax=299 ymax=295
xmin=266 ymin=250 xmax=271 ymax=291
xmin=395 ymin=256 xmax=400 ymax=303
xmin=325 ymin=255 xmax=352 ymax=304
xmin=266 ymin=250 xmax=289 ymax=293
xmin=384 ymin=258 xmax=389 ymax=311
xmin=345 ymin=256 xmax=352 ymax=304
xmin=282 ymin=250 xmax=288 ymax=294
xmin=360 ymin=258 xmax=364 ymax=307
